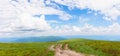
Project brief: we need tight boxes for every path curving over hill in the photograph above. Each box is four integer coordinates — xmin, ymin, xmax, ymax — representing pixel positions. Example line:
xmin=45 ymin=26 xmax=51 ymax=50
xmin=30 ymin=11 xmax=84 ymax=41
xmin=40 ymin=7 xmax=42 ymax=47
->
xmin=49 ymin=44 xmax=94 ymax=56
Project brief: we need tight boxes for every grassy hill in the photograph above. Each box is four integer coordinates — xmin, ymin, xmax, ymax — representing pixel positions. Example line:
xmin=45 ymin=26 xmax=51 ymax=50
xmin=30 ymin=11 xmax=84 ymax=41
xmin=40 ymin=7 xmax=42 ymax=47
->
xmin=0 ymin=38 xmax=120 ymax=56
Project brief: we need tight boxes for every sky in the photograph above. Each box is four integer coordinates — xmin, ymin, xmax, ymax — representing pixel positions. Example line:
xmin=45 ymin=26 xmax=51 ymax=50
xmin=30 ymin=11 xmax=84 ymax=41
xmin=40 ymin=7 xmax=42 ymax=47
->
xmin=0 ymin=0 xmax=120 ymax=38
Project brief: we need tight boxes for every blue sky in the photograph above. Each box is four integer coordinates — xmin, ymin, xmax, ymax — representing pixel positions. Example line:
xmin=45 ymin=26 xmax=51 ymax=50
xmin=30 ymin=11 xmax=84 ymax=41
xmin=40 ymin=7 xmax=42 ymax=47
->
xmin=0 ymin=0 xmax=120 ymax=37
xmin=46 ymin=8 xmax=112 ymax=27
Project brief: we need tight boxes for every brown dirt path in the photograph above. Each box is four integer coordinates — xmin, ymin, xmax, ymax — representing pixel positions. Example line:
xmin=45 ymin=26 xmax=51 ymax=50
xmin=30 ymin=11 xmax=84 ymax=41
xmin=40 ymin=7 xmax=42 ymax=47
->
xmin=49 ymin=44 xmax=94 ymax=56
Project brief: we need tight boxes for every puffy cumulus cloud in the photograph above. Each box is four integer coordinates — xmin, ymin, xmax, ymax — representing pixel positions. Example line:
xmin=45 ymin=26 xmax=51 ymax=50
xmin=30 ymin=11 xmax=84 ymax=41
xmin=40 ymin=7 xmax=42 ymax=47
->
xmin=53 ymin=0 xmax=120 ymax=21
xmin=9 ymin=0 xmax=72 ymax=20
xmin=0 ymin=14 xmax=51 ymax=36
xmin=47 ymin=20 xmax=61 ymax=24
xmin=49 ymin=25 xmax=81 ymax=35
xmin=0 ymin=0 xmax=72 ymax=37
xmin=1 ymin=0 xmax=120 ymax=37
xmin=0 ymin=0 xmax=17 ymax=20
xmin=42 ymin=23 xmax=120 ymax=36
xmin=79 ymin=17 xmax=90 ymax=23
xmin=80 ymin=23 xmax=120 ymax=35
xmin=1 ymin=22 xmax=120 ymax=37
xmin=0 ymin=13 xmax=52 ymax=37
xmin=0 ymin=0 xmax=72 ymax=24
xmin=16 ymin=14 xmax=51 ymax=31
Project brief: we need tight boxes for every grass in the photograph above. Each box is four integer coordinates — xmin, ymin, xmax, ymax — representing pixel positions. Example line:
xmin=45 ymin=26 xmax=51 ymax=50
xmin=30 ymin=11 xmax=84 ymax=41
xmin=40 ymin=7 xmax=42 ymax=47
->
xmin=0 ymin=38 xmax=120 ymax=56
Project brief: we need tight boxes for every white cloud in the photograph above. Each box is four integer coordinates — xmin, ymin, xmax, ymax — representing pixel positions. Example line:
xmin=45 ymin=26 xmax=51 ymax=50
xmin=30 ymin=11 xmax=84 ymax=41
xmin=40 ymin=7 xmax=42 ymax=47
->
xmin=38 ymin=23 xmax=120 ymax=36
xmin=1 ymin=22 xmax=120 ymax=37
xmin=0 ymin=14 xmax=51 ymax=32
xmin=0 ymin=14 xmax=52 ymax=37
xmin=79 ymin=17 xmax=89 ymax=23
xmin=79 ymin=23 xmax=120 ymax=35
xmin=0 ymin=0 xmax=72 ymax=21
xmin=0 ymin=0 xmax=120 ymax=37
xmin=47 ymin=20 xmax=61 ymax=24
xmin=9 ymin=0 xmax=72 ymax=20
xmin=59 ymin=13 xmax=72 ymax=20
xmin=0 ymin=0 xmax=72 ymax=37
xmin=54 ymin=0 xmax=120 ymax=21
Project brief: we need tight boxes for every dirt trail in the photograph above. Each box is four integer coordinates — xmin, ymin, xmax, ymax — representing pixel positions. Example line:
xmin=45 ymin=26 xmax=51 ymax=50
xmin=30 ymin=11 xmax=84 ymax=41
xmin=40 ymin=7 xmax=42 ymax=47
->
xmin=49 ymin=44 xmax=94 ymax=56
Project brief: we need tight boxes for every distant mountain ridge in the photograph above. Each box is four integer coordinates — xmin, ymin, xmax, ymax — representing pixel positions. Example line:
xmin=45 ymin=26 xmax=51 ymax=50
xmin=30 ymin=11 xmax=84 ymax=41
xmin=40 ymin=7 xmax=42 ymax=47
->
xmin=0 ymin=35 xmax=120 ymax=42
xmin=0 ymin=36 xmax=66 ymax=42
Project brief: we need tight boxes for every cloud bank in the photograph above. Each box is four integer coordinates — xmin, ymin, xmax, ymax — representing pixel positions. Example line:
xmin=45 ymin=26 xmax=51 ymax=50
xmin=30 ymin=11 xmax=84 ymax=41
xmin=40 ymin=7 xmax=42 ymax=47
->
xmin=0 ymin=0 xmax=120 ymax=37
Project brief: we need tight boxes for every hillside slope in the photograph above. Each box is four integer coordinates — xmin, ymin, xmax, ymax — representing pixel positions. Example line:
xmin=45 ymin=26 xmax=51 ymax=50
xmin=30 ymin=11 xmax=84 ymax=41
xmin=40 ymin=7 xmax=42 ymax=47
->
xmin=0 ymin=39 xmax=120 ymax=56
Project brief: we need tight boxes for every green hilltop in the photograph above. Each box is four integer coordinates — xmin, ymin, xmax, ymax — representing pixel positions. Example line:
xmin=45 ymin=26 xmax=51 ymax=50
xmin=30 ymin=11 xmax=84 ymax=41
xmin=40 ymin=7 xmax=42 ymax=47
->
xmin=0 ymin=38 xmax=120 ymax=56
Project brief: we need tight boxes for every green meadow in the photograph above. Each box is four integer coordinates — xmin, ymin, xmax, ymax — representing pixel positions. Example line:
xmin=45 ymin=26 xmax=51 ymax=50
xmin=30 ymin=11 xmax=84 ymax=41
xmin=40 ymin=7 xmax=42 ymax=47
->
xmin=0 ymin=39 xmax=120 ymax=56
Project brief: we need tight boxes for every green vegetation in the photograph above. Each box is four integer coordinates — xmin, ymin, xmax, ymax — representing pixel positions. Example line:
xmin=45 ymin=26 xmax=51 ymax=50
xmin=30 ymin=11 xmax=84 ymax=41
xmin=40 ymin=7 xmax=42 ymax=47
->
xmin=0 ymin=39 xmax=120 ymax=56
